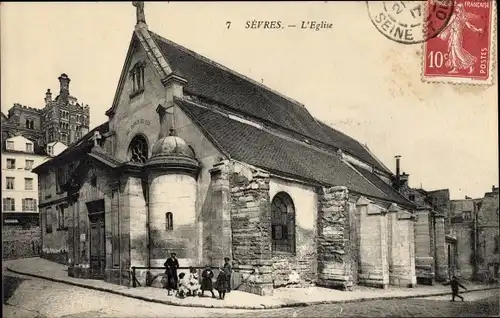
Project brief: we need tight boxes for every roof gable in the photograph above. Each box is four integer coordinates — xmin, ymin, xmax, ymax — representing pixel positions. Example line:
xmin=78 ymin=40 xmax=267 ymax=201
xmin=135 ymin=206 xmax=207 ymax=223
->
xmin=149 ymin=31 xmax=392 ymax=175
xmin=105 ymin=32 xmax=138 ymax=116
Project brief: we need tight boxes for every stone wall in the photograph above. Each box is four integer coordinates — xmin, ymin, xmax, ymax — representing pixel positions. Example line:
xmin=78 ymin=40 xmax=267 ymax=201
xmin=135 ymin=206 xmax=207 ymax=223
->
xmin=357 ymin=197 xmax=389 ymax=288
xmin=414 ymin=208 xmax=434 ymax=284
xmin=269 ymin=178 xmax=317 ymax=288
xmin=433 ymin=215 xmax=448 ymax=281
xmin=388 ymin=204 xmax=417 ymax=287
xmin=206 ymin=162 xmax=232 ymax=267
xmin=3 ymin=225 xmax=41 ymax=260
xmin=229 ymin=162 xmax=273 ymax=296
xmin=316 ymin=186 xmax=353 ymax=290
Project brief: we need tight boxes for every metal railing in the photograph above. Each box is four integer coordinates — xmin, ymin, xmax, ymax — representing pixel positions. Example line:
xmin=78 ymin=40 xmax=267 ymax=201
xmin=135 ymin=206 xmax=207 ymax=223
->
xmin=131 ymin=266 xmax=255 ymax=289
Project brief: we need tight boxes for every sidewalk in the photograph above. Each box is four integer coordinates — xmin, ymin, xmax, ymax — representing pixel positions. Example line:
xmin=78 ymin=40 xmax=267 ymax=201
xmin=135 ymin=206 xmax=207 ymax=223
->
xmin=5 ymin=257 xmax=499 ymax=310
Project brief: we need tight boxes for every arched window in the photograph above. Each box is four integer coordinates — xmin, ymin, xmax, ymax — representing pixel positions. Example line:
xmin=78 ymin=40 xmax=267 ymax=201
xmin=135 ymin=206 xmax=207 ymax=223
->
xmin=128 ymin=135 xmax=148 ymax=163
xmin=271 ymin=192 xmax=296 ymax=254
xmin=130 ymin=62 xmax=146 ymax=95
xmin=165 ymin=212 xmax=173 ymax=231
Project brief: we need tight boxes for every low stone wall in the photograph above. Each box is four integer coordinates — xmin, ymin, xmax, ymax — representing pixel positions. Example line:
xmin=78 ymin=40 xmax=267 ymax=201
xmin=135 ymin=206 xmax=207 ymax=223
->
xmin=40 ymin=249 xmax=69 ymax=265
xmin=2 ymin=225 xmax=41 ymax=260
xmin=272 ymin=256 xmax=315 ymax=288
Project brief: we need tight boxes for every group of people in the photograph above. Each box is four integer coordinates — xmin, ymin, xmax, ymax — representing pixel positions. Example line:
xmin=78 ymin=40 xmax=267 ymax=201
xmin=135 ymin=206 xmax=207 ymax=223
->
xmin=163 ymin=253 xmax=232 ymax=300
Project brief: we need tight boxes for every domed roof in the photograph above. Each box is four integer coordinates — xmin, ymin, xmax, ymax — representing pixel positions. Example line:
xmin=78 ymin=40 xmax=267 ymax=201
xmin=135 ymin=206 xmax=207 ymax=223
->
xmin=151 ymin=134 xmax=195 ymax=159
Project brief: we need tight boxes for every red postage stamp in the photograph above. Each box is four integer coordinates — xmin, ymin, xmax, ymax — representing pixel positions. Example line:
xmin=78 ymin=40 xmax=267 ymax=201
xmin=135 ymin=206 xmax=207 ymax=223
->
xmin=423 ymin=0 xmax=496 ymax=84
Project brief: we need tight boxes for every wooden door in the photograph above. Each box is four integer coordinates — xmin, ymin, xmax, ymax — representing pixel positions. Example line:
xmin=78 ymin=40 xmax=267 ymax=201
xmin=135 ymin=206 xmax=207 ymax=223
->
xmin=89 ymin=213 xmax=105 ymax=279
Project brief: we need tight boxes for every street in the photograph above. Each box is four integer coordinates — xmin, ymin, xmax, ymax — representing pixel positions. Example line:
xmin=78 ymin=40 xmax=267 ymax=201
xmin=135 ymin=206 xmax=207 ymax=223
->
xmin=3 ymin=270 xmax=499 ymax=318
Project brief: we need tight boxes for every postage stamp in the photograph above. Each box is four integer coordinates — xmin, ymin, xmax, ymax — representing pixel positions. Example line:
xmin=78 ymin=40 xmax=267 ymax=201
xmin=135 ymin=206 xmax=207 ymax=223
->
xmin=366 ymin=1 xmax=455 ymax=44
xmin=422 ymin=0 xmax=497 ymax=85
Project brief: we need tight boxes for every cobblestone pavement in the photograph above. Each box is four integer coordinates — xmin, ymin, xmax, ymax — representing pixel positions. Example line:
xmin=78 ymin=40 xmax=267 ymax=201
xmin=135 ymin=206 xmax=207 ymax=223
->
xmin=3 ymin=270 xmax=499 ymax=318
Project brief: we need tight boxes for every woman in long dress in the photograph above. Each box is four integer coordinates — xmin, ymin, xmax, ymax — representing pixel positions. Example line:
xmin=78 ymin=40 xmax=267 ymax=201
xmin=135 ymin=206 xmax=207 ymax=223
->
xmin=438 ymin=3 xmax=483 ymax=74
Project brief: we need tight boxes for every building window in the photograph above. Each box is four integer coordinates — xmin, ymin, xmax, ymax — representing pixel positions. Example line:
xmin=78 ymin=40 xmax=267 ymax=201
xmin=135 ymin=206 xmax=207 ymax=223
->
xmin=3 ymin=198 xmax=15 ymax=211
xmin=409 ymin=194 xmax=415 ymax=201
xmin=56 ymin=166 xmax=69 ymax=193
xmin=26 ymin=143 xmax=33 ymax=153
xmin=25 ymin=160 xmax=34 ymax=170
xmin=463 ymin=211 xmax=472 ymax=220
xmin=25 ymin=119 xmax=34 ymax=129
xmin=271 ymin=192 xmax=296 ymax=254
xmin=6 ymin=177 xmax=14 ymax=190
xmin=25 ymin=178 xmax=34 ymax=190
xmin=61 ymin=133 xmax=68 ymax=144
xmin=22 ymin=198 xmax=37 ymax=212
xmin=57 ymin=205 xmax=66 ymax=229
xmin=6 ymin=141 xmax=14 ymax=150
xmin=7 ymin=158 xmax=16 ymax=169
xmin=45 ymin=207 xmax=53 ymax=233
xmin=127 ymin=135 xmax=148 ymax=163
xmin=130 ymin=62 xmax=146 ymax=95
xmin=165 ymin=212 xmax=173 ymax=231
xmin=91 ymin=176 xmax=97 ymax=187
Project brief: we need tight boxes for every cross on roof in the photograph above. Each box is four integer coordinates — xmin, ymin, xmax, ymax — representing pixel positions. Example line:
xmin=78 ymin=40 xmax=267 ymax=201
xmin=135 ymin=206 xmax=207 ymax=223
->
xmin=132 ymin=1 xmax=146 ymax=24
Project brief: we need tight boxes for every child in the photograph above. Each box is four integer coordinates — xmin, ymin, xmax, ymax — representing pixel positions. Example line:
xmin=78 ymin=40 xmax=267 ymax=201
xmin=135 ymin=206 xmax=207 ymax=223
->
xmin=188 ymin=267 xmax=200 ymax=297
xmin=215 ymin=268 xmax=228 ymax=300
xmin=443 ymin=276 xmax=467 ymax=301
xmin=200 ymin=265 xmax=216 ymax=298
xmin=177 ymin=272 xmax=190 ymax=299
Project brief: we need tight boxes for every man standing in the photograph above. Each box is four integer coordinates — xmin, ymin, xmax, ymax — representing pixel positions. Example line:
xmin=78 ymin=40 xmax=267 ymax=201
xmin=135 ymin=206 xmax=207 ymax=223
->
xmin=164 ymin=253 xmax=179 ymax=296
xmin=443 ymin=276 xmax=468 ymax=301
xmin=223 ymin=257 xmax=232 ymax=293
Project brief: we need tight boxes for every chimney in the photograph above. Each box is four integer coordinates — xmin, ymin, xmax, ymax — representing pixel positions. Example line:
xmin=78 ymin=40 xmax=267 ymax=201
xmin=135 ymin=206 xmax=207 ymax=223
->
xmin=58 ymin=73 xmax=71 ymax=104
xmin=395 ymin=155 xmax=401 ymax=178
xmin=45 ymin=89 xmax=52 ymax=104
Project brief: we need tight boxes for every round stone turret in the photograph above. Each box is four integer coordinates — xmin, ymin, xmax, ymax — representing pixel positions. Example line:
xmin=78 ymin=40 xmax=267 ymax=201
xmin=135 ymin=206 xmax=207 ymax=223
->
xmin=145 ymin=128 xmax=200 ymax=268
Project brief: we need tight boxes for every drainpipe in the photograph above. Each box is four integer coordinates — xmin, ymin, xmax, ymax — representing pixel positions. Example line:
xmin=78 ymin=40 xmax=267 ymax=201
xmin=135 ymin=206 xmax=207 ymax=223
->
xmin=144 ymin=176 xmax=151 ymax=284
xmin=118 ymin=181 xmax=122 ymax=286
xmin=473 ymin=208 xmax=478 ymax=279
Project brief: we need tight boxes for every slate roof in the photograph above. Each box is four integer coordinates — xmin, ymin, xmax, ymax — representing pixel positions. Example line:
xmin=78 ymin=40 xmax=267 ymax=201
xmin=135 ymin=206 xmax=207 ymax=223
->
xmin=177 ymin=98 xmax=414 ymax=208
xmin=352 ymin=165 xmax=414 ymax=207
xmin=33 ymin=121 xmax=109 ymax=173
xmin=149 ymin=31 xmax=392 ymax=175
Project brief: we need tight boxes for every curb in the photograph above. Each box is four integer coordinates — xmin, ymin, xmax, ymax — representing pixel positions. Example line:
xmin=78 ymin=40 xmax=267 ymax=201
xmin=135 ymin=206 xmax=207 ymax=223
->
xmin=7 ymin=267 xmax=499 ymax=310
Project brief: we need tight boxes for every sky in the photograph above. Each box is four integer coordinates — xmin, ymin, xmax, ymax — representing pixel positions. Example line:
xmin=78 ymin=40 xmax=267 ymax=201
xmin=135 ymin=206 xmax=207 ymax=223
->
xmin=1 ymin=2 xmax=498 ymax=200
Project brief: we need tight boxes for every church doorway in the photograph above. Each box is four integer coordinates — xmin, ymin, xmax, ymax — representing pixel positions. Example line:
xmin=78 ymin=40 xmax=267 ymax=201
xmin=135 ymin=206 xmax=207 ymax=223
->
xmin=87 ymin=199 xmax=105 ymax=279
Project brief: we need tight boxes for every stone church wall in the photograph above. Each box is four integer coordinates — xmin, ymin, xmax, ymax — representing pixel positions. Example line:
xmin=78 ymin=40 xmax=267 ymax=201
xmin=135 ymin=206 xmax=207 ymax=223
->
xmin=269 ymin=178 xmax=318 ymax=288
xmin=388 ymin=207 xmax=417 ymax=287
xmin=316 ymin=186 xmax=353 ymax=290
xmin=357 ymin=198 xmax=389 ymax=288
xmin=229 ymin=163 xmax=273 ymax=296
xmin=109 ymin=36 xmax=168 ymax=163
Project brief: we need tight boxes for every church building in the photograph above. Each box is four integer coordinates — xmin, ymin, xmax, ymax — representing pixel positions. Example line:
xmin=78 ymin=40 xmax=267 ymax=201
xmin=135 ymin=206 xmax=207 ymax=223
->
xmin=34 ymin=2 xmax=418 ymax=296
